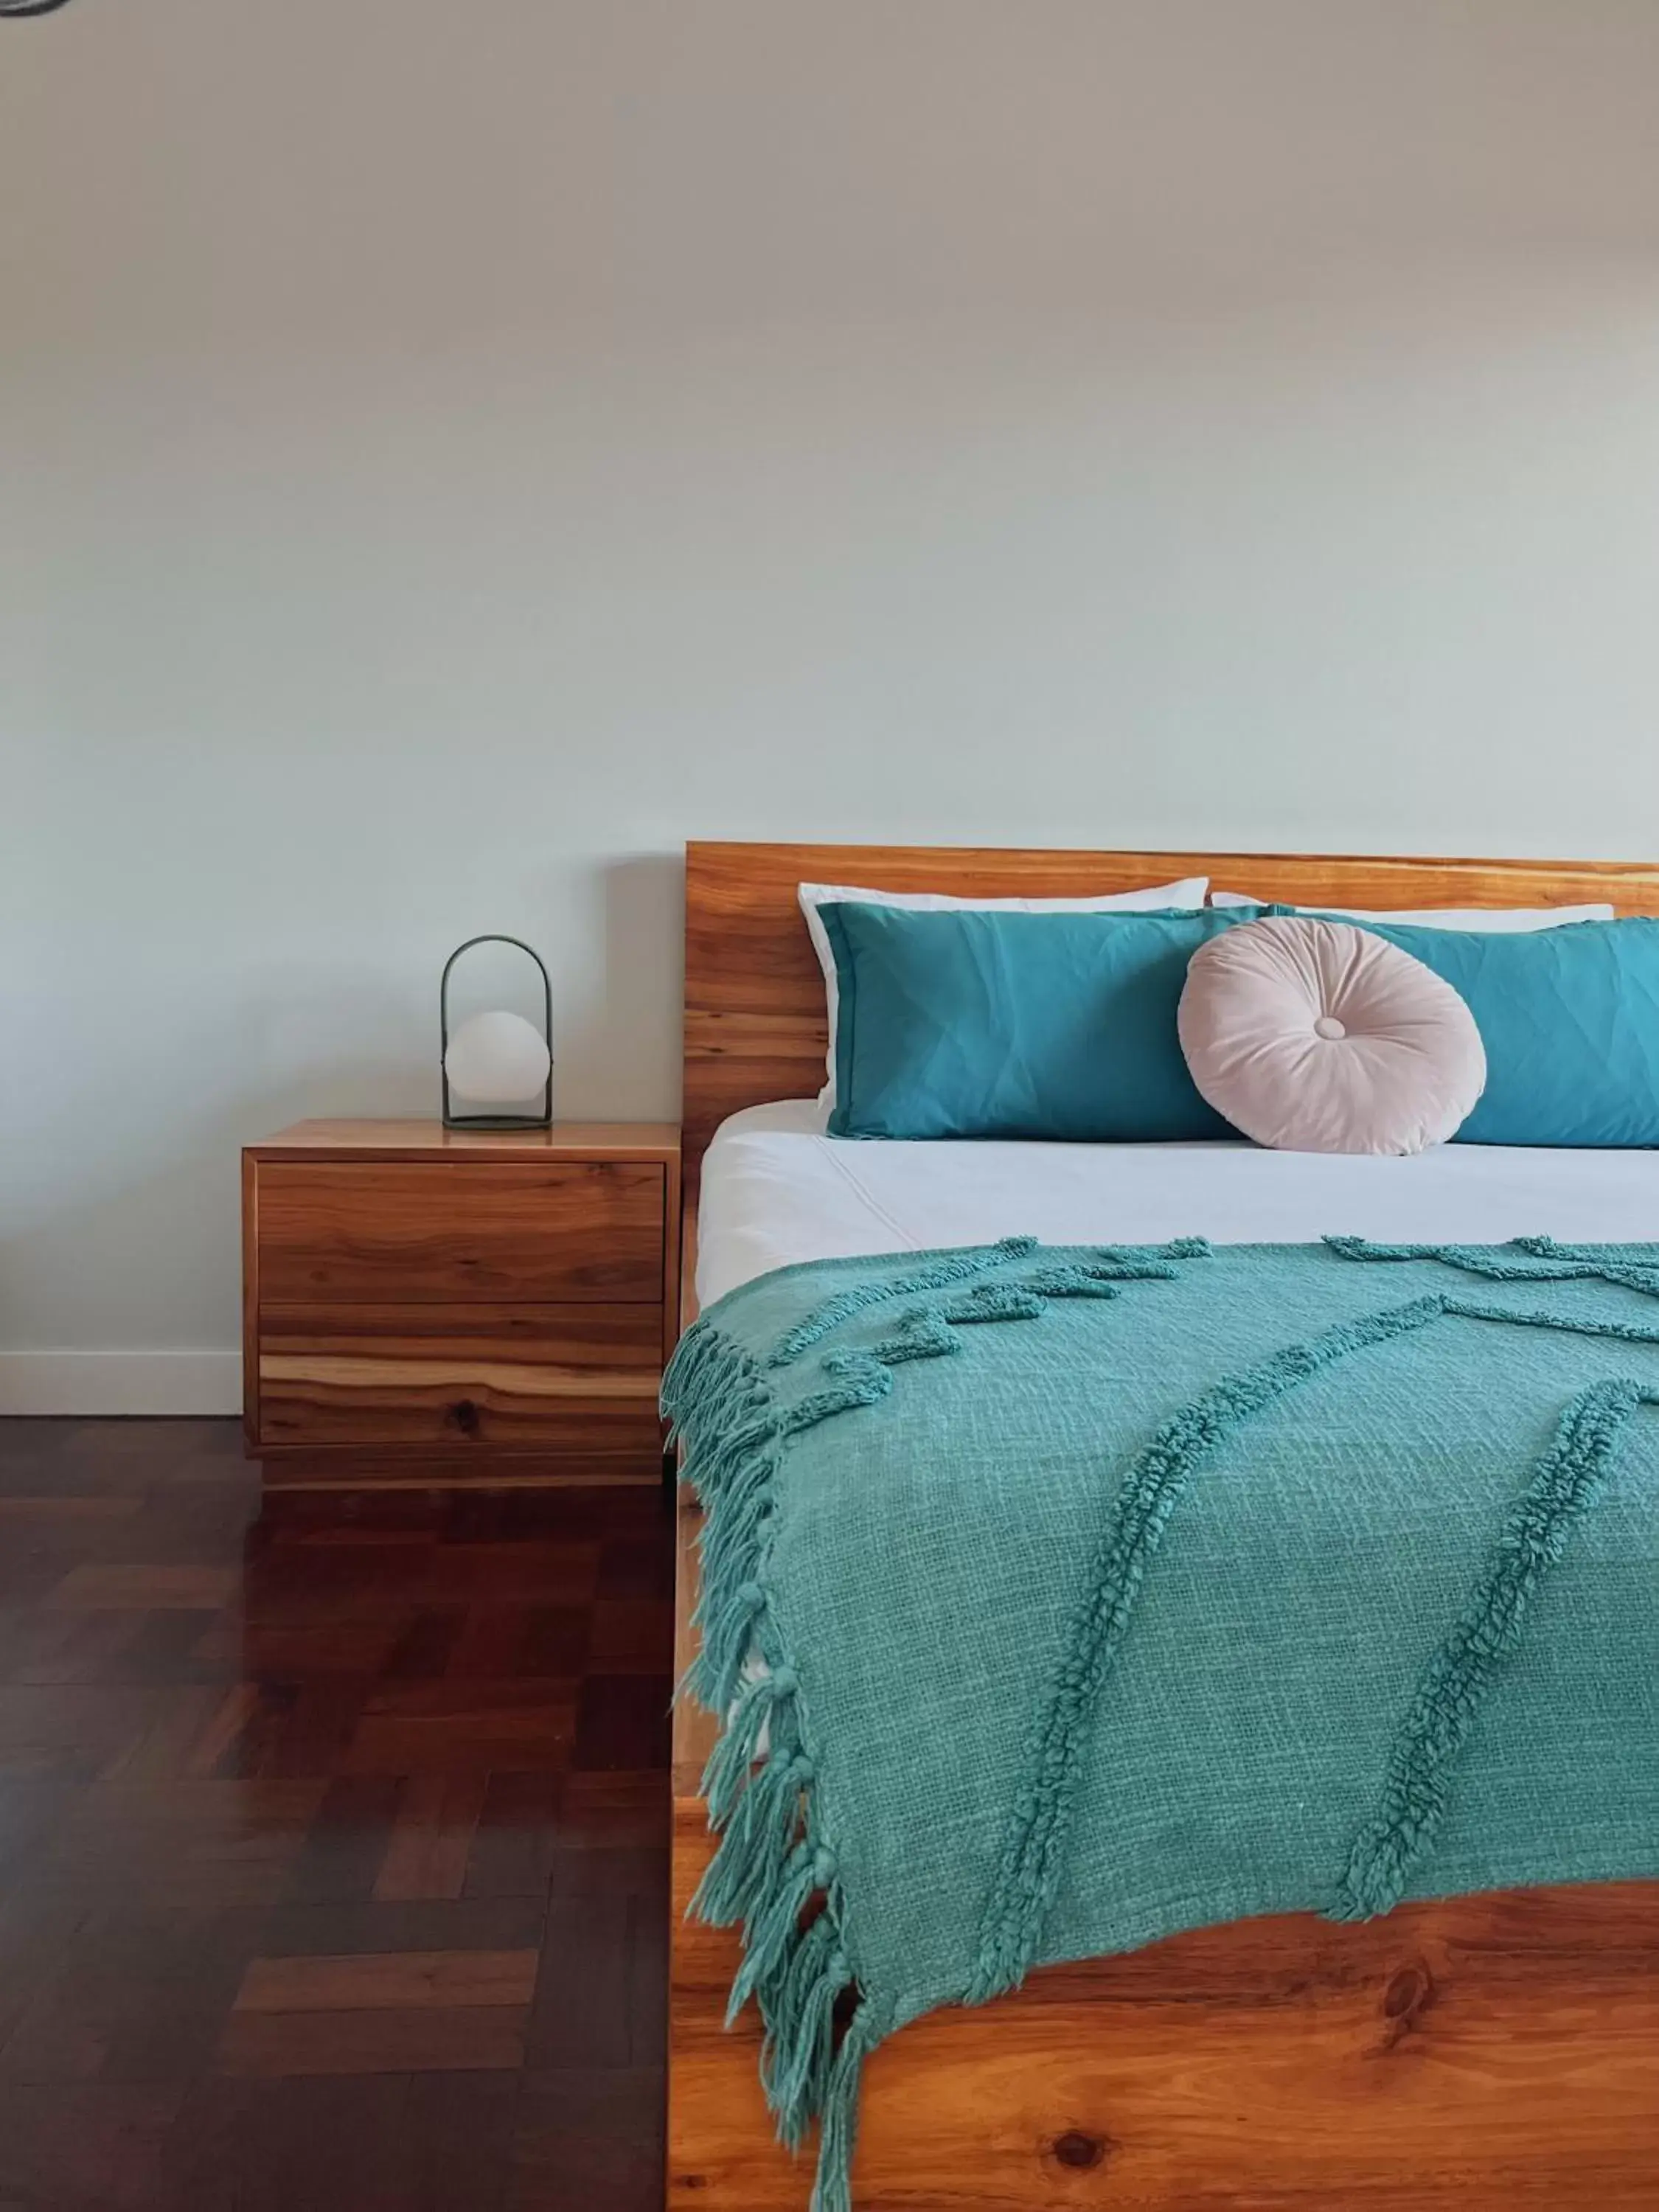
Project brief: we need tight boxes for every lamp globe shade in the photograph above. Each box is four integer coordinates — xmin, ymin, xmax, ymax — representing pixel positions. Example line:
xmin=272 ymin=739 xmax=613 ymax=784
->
xmin=443 ymin=1010 xmax=551 ymax=1105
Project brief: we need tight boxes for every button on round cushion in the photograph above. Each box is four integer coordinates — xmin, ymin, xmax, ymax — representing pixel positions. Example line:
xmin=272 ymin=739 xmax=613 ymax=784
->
xmin=1177 ymin=916 xmax=1486 ymax=1155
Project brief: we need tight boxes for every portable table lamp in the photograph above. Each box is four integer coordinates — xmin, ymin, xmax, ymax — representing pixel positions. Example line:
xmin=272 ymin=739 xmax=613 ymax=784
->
xmin=439 ymin=936 xmax=553 ymax=1130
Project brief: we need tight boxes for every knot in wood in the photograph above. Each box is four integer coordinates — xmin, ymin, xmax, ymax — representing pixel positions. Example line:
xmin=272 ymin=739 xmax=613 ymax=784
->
xmin=1052 ymin=2130 xmax=1108 ymax=2171
xmin=1382 ymin=1959 xmax=1433 ymax=2025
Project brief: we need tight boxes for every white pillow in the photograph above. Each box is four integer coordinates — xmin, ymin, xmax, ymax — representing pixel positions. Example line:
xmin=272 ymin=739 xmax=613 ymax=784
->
xmin=1209 ymin=891 xmax=1614 ymax=930
xmin=799 ymin=875 xmax=1210 ymax=1106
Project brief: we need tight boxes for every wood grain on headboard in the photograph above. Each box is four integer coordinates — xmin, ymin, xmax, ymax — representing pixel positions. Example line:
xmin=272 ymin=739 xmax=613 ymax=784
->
xmin=682 ymin=841 xmax=1659 ymax=1183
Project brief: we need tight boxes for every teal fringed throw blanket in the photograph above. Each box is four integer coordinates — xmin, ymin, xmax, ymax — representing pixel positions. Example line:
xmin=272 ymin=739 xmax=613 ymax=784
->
xmin=664 ymin=1236 xmax=1659 ymax=2211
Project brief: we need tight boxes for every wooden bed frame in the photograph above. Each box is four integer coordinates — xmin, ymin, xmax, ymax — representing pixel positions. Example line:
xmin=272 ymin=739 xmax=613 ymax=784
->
xmin=672 ymin=841 xmax=1659 ymax=2210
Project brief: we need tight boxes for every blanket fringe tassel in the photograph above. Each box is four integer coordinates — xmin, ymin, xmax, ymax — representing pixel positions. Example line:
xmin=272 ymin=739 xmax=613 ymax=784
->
xmin=664 ymin=1315 xmax=874 ymax=2212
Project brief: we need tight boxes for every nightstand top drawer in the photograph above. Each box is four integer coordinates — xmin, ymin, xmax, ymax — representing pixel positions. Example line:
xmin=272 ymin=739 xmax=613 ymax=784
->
xmin=253 ymin=1158 xmax=665 ymax=1304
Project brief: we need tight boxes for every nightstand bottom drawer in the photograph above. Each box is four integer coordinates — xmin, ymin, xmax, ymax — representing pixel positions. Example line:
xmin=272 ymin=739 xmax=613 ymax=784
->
xmin=257 ymin=1302 xmax=665 ymax=1455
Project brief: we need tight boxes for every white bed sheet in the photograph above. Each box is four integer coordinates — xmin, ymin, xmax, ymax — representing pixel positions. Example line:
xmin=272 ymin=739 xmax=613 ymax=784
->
xmin=696 ymin=1100 xmax=1659 ymax=1308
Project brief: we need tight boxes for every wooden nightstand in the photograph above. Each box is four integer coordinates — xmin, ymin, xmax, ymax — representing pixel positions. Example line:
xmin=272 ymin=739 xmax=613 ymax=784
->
xmin=241 ymin=1119 xmax=681 ymax=1491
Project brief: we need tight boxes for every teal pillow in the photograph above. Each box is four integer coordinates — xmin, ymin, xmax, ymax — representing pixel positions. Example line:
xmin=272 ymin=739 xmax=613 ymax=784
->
xmin=821 ymin=902 xmax=1254 ymax=1141
xmin=1328 ymin=917 xmax=1659 ymax=1148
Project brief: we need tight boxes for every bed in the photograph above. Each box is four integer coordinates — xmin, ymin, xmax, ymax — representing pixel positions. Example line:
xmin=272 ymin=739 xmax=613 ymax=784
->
xmin=670 ymin=841 xmax=1659 ymax=2211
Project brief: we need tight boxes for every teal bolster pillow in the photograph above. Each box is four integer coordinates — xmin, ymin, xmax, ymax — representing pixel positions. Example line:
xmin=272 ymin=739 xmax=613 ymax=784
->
xmin=820 ymin=902 xmax=1253 ymax=1141
xmin=1339 ymin=916 xmax=1659 ymax=1148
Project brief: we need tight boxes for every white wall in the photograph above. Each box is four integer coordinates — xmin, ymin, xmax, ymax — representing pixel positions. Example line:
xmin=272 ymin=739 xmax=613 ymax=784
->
xmin=4 ymin=0 xmax=1659 ymax=1410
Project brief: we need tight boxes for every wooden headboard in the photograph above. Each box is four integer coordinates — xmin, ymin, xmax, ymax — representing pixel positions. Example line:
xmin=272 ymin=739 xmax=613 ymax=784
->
xmin=682 ymin=841 xmax=1659 ymax=1183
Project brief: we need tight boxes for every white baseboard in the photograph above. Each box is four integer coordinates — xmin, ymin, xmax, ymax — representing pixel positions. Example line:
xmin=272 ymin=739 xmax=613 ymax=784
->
xmin=0 ymin=1352 xmax=243 ymax=1417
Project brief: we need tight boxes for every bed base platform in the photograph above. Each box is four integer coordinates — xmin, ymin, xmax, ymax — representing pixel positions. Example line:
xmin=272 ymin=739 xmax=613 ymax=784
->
xmin=674 ymin=1794 xmax=1659 ymax=2206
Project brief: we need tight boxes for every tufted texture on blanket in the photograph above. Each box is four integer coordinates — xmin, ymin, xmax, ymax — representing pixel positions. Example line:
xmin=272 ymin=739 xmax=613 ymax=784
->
xmin=666 ymin=1234 xmax=1659 ymax=2212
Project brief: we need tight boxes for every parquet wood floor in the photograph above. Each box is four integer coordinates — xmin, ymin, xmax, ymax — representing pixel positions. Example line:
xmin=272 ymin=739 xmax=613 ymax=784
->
xmin=0 ymin=1419 xmax=669 ymax=2210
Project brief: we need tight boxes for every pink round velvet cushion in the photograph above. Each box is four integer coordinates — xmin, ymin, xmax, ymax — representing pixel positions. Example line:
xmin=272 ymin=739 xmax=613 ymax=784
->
xmin=1178 ymin=916 xmax=1486 ymax=1155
